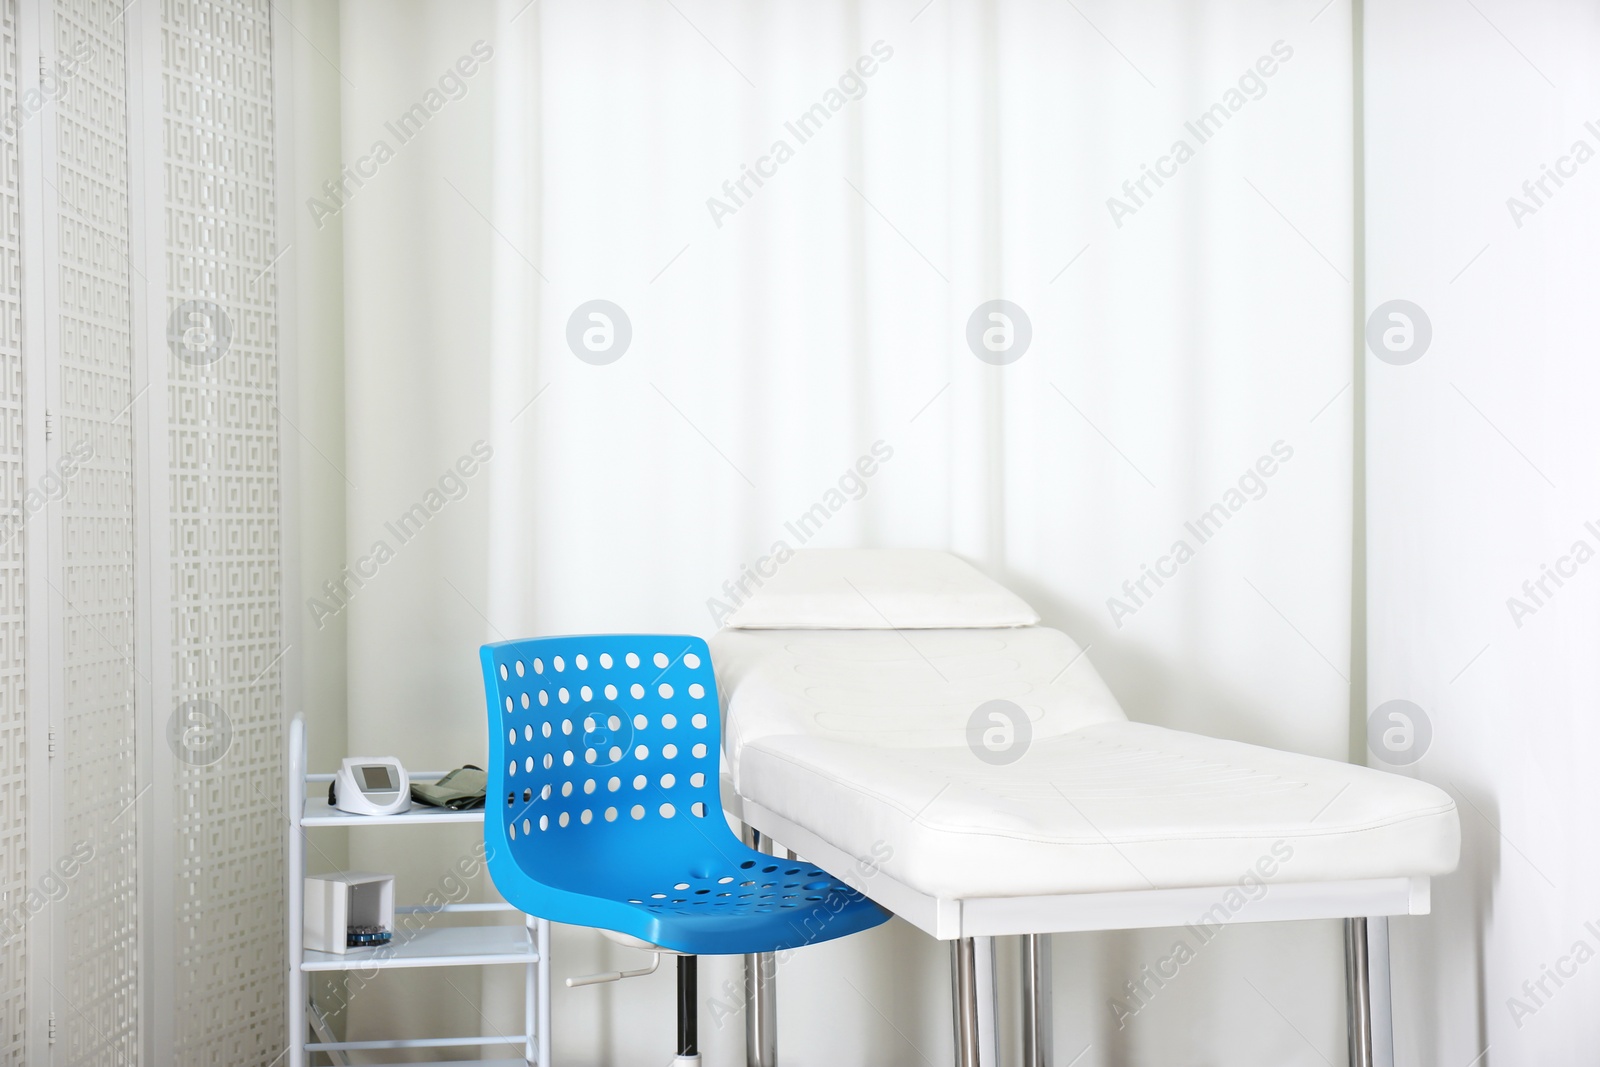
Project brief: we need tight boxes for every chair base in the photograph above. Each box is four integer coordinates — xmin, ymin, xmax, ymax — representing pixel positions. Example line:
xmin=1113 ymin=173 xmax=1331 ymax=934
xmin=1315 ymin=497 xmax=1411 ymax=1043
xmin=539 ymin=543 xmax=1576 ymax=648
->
xmin=678 ymin=955 xmax=699 ymax=1062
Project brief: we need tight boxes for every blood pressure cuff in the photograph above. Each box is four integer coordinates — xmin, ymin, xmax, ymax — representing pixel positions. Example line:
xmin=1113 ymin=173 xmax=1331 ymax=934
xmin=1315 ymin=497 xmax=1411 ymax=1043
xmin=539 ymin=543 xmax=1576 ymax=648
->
xmin=409 ymin=765 xmax=487 ymax=810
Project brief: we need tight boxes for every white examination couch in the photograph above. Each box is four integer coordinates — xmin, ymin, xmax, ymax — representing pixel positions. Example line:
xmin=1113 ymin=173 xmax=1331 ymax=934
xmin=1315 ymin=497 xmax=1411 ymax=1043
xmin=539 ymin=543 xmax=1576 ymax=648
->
xmin=710 ymin=549 xmax=1459 ymax=1067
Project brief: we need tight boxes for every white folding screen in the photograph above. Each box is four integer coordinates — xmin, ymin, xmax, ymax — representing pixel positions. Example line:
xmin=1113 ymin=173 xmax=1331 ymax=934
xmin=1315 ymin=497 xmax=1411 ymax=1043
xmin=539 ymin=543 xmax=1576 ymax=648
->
xmin=0 ymin=0 xmax=289 ymax=1063
xmin=154 ymin=3 xmax=285 ymax=1062
xmin=47 ymin=2 xmax=141 ymax=1063
xmin=0 ymin=0 xmax=25 ymax=1060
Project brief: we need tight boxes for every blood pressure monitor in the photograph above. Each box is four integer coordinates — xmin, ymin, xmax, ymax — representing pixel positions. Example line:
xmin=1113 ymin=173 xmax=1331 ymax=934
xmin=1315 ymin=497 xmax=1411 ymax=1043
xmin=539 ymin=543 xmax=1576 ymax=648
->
xmin=334 ymin=757 xmax=412 ymax=816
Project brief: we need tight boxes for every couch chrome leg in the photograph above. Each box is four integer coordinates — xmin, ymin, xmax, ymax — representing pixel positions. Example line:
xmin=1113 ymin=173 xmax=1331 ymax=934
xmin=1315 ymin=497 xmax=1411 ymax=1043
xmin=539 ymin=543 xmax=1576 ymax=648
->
xmin=1345 ymin=918 xmax=1373 ymax=1067
xmin=952 ymin=938 xmax=981 ymax=1067
xmin=742 ymin=827 xmax=778 ymax=1067
xmin=1367 ymin=917 xmax=1395 ymax=1067
xmin=950 ymin=937 xmax=999 ymax=1067
xmin=1021 ymin=933 xmax=1053 ymax=1067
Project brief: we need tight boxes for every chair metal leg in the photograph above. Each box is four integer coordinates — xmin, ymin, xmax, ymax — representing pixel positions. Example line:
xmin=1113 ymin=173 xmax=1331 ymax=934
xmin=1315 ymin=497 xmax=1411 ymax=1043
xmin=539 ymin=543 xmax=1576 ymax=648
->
xmin=1021 ymin=933 xmax=1053 ymax=1067
xmin=676 ymin=955 xmax=700 ymax=1067
xmin=742 ymin=826 xmax=779 ymax=1067
xmin=744 ymin=949 xmax=777 ymax=1067
xmin=1344 ymin=918 xmax=1373 ymax=1067
xmin=950 ymin=937 xmax=1000 ymax=1067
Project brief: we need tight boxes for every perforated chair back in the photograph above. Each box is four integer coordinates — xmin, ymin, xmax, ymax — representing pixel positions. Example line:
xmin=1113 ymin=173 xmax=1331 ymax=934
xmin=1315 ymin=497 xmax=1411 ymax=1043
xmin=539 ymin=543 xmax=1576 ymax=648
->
xmin=480 ymin=634 xmax=888 ymax=955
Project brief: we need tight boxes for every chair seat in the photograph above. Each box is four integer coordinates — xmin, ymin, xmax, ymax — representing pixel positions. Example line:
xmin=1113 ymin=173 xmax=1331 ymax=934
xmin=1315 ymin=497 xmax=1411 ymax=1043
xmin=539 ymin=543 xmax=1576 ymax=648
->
xmin=494 ymin=839 xmax=887 ymax=955
xmin=738 ymin=721 xmax=1459 ymax=899
xmin=603 ymin=841 xmax=889 ymax=955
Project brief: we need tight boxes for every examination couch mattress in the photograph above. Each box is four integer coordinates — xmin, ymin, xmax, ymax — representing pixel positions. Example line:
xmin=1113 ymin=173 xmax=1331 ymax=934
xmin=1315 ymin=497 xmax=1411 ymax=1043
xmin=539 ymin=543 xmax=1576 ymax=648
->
xmin=709 ymin=626 xmax=1460 ymax=900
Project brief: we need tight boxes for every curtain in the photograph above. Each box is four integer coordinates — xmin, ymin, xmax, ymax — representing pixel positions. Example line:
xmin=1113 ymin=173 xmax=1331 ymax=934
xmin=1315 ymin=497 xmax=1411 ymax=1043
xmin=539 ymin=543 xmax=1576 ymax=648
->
xmin=1366 ymin=2 xmax=1600 ymax=1063
xmin=337 ymin=1 xmax=1357 ymax=1062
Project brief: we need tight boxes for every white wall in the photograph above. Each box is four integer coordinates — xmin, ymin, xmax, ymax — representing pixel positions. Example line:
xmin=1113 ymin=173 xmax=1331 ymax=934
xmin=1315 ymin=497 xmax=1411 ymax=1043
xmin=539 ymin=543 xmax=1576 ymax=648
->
xmin=1365 ymin=3 xmax=1600 ymax=1064
xmin=292 ymin=0 xmax=349 ymax=809
xmin=313 ymin=1 xmax=1361 ymax=1063
xmin=328 ymin=0 xmax=507 ymax=1053
xmin=290 ymin=0 xmax=354 ymax=1030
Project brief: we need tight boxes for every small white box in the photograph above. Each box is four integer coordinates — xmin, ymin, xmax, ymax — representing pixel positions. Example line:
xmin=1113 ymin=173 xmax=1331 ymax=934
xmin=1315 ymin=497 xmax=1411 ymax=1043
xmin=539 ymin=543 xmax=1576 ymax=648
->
xmin=304 ymin=872 xmax=395 ymax=954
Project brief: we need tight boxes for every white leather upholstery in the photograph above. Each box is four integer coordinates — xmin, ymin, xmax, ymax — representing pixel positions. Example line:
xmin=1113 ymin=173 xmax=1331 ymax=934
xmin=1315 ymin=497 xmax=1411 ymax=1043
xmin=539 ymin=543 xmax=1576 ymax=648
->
xmin=711 ymin=628 xmax=1459 ymax=899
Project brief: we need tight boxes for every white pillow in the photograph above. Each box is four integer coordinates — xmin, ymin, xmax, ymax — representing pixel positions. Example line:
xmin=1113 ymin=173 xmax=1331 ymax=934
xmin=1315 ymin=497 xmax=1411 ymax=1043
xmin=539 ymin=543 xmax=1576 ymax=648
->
xmin=721 ymin=548 xmax=1040 ymax=630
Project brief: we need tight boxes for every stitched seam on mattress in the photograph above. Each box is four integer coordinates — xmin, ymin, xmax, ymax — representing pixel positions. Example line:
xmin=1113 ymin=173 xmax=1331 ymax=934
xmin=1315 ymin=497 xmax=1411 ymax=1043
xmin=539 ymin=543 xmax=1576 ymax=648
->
xmin=898 ymin=802 xmax=1457 ymax=846
xmin=745 ymin=748 xmax=1456 ymax=845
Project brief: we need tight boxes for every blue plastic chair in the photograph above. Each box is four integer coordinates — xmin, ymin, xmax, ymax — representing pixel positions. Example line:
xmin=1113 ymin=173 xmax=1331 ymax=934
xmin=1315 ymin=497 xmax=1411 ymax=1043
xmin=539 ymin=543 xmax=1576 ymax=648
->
xmin=480 ymin=634 xmax=889 ymax=1062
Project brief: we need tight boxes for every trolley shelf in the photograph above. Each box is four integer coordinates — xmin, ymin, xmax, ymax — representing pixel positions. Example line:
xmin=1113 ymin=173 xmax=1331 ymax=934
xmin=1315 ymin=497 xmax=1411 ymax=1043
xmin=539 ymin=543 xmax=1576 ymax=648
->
xmin=301 ymin=924 xmax=540 ymax=972
xmin=299 ymin=794 xmax=487 ymax=827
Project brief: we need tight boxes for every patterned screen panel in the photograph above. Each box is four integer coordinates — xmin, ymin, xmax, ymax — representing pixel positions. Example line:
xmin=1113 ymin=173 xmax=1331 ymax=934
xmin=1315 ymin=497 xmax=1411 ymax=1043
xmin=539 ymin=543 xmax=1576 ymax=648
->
xmin=0 ymin=0 xmax=23 ymax=1061
xmin=54 ymin=0 xmax=139 ymax=1064
xmin=161 ymin=1 xmax=284 ymax=1063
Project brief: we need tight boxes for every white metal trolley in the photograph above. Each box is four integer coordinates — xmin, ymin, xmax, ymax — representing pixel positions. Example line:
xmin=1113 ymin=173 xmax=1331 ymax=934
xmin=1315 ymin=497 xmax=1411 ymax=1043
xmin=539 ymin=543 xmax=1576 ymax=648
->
xmin=286 ymin=715 xmax=552 ymax=1067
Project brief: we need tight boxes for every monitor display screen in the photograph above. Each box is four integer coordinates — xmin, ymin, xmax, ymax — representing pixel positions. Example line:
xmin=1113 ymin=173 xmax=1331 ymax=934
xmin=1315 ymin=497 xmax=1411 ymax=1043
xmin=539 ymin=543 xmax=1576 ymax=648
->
xmin=361 ymin=765 xmax=394 ymax=791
